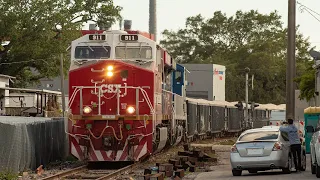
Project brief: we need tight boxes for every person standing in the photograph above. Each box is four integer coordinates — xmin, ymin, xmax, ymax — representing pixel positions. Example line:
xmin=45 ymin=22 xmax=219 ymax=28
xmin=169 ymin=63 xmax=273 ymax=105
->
xmin=279 ymin=118 xmax=302 ymax=172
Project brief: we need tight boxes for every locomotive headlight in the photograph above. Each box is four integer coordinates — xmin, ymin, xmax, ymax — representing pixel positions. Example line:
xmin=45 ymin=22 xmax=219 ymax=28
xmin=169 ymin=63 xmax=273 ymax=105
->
xmin=107 ymin=65 xmax=113 ymax=71
xmin=127 ymin=106 xmax=135 ymax=114
xmin=83 ymin=106 xmax=92 ymax=114
xmin=106 ymin=71 xmax=113 ymax=77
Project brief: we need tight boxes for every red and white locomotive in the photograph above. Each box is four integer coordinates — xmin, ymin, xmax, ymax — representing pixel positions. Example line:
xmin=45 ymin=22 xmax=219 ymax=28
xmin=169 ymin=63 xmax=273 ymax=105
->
xmin=68 ymin=26 xmax=186 ymax=162
xmin=67 ymin=24 xmax=275 ymax=163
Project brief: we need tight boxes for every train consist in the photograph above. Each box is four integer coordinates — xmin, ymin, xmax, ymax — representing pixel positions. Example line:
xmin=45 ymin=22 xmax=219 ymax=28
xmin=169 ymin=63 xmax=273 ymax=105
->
xmin=67 ymin=25 xmax=277 ymax=162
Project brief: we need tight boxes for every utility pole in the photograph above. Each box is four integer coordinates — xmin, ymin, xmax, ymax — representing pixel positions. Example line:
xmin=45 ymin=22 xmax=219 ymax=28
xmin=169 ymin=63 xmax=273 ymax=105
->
xmin=245 ymin=67 xmax=250 ymax=129
xmin=286 ymin=0 xmax=296 ymax=121
xmin=60 ymin=53 xmax=66 ymax=117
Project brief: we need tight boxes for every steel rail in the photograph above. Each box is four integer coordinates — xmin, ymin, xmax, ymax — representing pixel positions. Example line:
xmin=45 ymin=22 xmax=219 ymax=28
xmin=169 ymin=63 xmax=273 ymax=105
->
xmin=40 ymin=165 xmax=87 ymax=180
xmin=95 ymin=164 xmax=135 ymax=180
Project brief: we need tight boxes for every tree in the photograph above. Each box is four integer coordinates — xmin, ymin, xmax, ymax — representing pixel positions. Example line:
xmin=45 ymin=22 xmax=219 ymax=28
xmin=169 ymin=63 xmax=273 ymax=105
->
xmin=160 ymin=10 xmax=312 ymax=104
xmin=0 ymin=0 xmax=122 ymax=87
xmin=295 ymin=60 xmax=316 ymax=101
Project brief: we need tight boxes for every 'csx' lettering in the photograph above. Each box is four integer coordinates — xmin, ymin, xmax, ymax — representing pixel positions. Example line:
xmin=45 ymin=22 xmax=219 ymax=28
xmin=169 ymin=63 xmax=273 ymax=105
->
xmin=101 ymin=84 xmax=121 ymax=93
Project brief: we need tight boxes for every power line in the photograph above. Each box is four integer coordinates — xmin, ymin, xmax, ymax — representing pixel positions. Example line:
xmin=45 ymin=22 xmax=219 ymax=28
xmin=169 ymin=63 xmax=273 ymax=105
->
xmin=297 ymin=1 xmax=320 ymax=23
xmin=297 ymin=1 xmax=320 ymax=17
xmin=0 ymin=59 xmax=47 ymax=65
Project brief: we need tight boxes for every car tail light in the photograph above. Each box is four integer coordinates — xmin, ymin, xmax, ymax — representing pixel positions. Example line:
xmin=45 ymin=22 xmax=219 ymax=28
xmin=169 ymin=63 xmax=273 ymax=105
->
xmin=272 ymin=142 xmax=282 ymax=151
xmin=231 ymin=144 xmax=238 ymax=153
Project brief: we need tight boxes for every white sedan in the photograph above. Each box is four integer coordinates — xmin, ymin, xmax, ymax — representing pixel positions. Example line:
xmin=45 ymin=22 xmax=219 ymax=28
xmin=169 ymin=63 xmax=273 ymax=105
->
xmin=230 ymin=127 xmax=306 ymax=176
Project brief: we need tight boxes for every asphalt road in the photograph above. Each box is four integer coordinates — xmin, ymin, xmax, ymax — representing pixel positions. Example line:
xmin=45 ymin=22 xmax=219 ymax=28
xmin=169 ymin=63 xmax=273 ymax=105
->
xmin=192 ymin=146 xmax=318 ymax=180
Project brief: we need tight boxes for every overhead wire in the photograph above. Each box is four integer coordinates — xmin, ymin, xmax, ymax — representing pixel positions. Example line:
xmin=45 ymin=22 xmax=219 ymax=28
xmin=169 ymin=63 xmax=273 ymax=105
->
xmin=297 ymin=1 xmax=320 ymax=23
xmin=0 ymin=59 xmax=48 ymax=65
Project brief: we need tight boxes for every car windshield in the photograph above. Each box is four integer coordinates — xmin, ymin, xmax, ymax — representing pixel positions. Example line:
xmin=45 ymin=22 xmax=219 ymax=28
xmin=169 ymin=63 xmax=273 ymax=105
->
xmin=239 ymin=131 xmax=278 ymax=141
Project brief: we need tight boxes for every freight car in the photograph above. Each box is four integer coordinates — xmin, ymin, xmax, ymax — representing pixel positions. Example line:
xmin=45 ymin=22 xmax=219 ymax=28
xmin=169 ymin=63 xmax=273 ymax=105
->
xmin=67 ymin=25 xmax=277 ymax=163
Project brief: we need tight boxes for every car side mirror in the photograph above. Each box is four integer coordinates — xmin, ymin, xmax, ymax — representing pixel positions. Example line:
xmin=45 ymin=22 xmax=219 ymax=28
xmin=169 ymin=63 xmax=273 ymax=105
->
xmin=306 ymin=125 xmax=315 ymax=133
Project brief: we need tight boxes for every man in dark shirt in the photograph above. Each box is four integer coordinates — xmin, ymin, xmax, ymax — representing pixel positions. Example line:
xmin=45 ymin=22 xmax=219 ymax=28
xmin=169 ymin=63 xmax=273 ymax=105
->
xmin=279 ymin=119 xmax=302 ymax=172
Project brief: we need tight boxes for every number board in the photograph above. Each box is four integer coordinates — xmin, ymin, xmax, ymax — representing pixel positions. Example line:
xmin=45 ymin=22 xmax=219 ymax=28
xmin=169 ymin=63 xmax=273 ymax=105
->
xmin=120 ymin=35 xmax=138 ymax=42
xmin=89 ymin=34 xmax=106 ymax=41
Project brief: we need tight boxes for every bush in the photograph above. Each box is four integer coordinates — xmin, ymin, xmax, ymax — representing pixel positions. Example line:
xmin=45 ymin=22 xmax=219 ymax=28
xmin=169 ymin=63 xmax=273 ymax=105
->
xmin=0 ymin=171 xmax=18 ymax=180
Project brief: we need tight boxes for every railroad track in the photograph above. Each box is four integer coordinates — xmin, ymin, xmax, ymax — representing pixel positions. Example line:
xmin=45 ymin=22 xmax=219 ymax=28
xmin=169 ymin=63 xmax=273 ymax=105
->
xmin=41 ymin=164 xmax=135 ymax=180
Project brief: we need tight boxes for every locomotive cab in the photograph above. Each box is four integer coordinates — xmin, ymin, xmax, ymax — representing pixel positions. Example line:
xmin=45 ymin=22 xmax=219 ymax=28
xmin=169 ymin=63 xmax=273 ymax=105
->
xmin=70 ymin=30 xmax=157 ymax=71
xmin=172 ymin=64 xmax=187 ymax=97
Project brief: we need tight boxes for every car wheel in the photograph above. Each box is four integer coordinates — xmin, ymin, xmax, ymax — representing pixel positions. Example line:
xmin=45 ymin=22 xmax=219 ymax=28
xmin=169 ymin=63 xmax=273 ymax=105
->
xmin=316 ymin=162 xmax=320 ymax=178
xmin=301 ymin=152 xmax=306 ymax=171
xmin=312 ymin=158 xmax=316 ymax=174
xmin=248 ymin=170 xmax=257 ymax=173
xmin=282 ymin=154 xmax=292 ymax=174
xmin=232 ymin=169 xmax=242 ymax=176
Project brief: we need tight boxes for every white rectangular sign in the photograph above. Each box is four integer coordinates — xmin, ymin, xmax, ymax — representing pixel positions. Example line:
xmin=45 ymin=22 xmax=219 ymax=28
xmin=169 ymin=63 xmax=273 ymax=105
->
xmin=247 ymin=148 xmax=263 ymax=155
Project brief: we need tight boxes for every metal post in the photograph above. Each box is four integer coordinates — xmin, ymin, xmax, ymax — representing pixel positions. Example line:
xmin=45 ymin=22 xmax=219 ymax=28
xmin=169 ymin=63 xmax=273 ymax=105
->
xmin=60 ymin=53 xmax=66 ymax=117
xmin=98 ymin=87 xmax=101 ymax=115
xmin=245 ymin=67 xmax=250 ymax=129
xmin=60 ymin=53 xmax=69 ymax=161
xmin=286 ymin=0 xmax=296 ymax=121
xmin=136 ymin=88 xmax=139 ymax=116
xmin=80 ymin=88 xmax=83 ymax=115
xmin=117 ymin=88 xmax=120 ymax=115
xmin=149 ymin=0 xmax=157 ymax=41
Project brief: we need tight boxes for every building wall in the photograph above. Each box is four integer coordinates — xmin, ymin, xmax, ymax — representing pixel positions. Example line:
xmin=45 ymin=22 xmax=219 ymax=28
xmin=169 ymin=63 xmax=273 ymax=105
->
xmin=182 ymin=64 xmax=213 ymax=100
xmin=316 ymin=70 xmax=320 ymax=106
xmin=8 ymin=93 xmax=38 ymax=108
xmin=212 ymin=64 xmax=226 ymax=101
xmin=0 ymin=77 xmax=10 ymax=114
xmin=295 ymin=89 xmax=311 ymax=121
xmin=181 ymin=64 xmax=226 ymax=101
xmin=30 ymin=76 xmax=69 ymax=94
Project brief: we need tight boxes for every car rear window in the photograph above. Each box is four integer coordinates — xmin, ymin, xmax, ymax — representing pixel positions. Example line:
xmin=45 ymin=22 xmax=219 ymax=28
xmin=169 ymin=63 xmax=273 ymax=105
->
xmin=239 ymin=131 xmax=279 ymax=141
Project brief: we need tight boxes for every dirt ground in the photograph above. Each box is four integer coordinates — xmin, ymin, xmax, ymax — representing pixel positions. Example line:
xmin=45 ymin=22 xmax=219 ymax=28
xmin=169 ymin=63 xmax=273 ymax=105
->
xmin=182 ymin=138 xmax=236 ymax=180
xmin=116 ymin=137 xmax=237 ymax=180
xmin=18 ymin=137 xmax=236 ymax=180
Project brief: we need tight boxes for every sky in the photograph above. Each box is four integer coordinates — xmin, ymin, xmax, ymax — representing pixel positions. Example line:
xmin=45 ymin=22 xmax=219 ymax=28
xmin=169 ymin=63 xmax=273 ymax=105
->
xmin=86 ymin=0 xmax=320 ymax=50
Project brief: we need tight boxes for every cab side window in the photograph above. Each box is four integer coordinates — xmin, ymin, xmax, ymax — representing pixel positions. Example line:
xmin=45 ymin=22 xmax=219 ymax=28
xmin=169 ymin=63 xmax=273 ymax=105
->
xmin=175 ymin=71 xmax=182 ymax=83
xmin=281 ymin=131 xmax=289 ymax=141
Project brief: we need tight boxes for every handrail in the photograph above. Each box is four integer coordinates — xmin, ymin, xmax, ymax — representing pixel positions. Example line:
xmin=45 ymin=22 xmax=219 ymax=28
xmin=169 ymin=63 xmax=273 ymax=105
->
xmin=69 ymin=85 xmax=155 ymax=116
xmin=68 ymin=85 xmax=156 ymax=141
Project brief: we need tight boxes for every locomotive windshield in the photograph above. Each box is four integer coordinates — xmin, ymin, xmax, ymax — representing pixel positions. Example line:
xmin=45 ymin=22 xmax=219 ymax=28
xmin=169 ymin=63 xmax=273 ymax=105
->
xmin=115 ymin=46 xmax=152 ymax=59
xmin=75 ymin=46 xmax=111 ymax=59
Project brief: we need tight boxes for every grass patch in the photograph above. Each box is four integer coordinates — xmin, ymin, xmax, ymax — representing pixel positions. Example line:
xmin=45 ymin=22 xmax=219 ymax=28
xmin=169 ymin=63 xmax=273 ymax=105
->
xmin=0 ymin=171 xmax=18 ymax=180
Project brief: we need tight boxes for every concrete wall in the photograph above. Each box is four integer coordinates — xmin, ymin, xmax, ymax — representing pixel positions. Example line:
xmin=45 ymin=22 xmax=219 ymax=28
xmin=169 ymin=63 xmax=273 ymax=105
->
xmin=295 ymin=89 xmax=311 ymax=121
xmin=181 ymin=64 xmax=226 ymax=101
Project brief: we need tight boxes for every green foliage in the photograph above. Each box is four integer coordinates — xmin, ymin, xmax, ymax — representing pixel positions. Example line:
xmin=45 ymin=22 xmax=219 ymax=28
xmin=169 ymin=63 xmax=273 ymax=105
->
xmin=160 ymin=10 xmax=312 ymax=104
xmin=295 ymin=60 xmax=315 ymax=101
xmin=0 ymin=170 xmax=18 ymax=180
xmin=0 ymin=0 xmax=122 ymax=87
